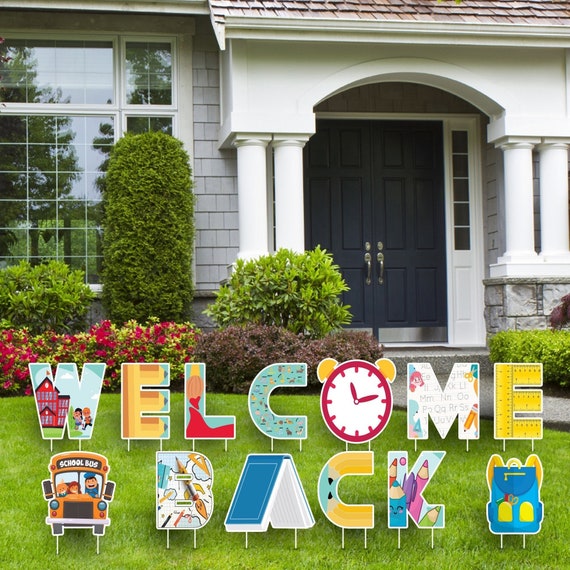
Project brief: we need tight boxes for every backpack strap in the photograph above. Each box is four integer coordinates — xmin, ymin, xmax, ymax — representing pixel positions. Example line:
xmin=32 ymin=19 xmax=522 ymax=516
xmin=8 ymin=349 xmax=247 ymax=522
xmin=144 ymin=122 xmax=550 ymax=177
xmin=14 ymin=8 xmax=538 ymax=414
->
xmin=525 ymin=454 xmax=543 ymax=488
xmin=486 ymin=454 xmax=504 ymax=488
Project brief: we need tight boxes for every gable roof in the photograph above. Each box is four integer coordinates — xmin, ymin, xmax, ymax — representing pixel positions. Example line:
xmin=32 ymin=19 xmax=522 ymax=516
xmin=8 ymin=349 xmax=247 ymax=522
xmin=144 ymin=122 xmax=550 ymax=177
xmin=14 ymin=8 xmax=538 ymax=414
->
xmin=208 ymin=0 xmax=570 ymax=48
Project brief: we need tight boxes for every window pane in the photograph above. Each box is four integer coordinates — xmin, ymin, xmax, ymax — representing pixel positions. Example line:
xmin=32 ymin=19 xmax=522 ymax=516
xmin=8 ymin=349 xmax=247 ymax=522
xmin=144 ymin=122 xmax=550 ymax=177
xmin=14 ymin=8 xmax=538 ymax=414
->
xmin=126 ymin=42 xmax=172 ymax=105
xmin=453 ymin=178 xmax=469 ymax=202
xmin=452 ymin=154 xmax=469 ymax=178
xmin=454 ymin=203 xmax=470 ymax=226
xmin=1 ymin=39 xmax=113 ymax=104
xmin=126 ymin=116 xmax=173 ymax=134
xmin=454 ymin=227 xmax=471 ymax=251
xmin=451 ymin=130 xmax=471 ymax=251
xmin=0 ymin=114 xmax=112 ymax=280
xmin=452 ymin=131 xmax=468 ymax=154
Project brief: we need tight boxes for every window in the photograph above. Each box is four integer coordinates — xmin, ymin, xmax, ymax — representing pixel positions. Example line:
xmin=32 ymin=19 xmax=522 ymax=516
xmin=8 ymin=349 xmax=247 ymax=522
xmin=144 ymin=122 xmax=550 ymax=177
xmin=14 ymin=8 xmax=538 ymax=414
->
xmin=2 ymin=39 xmax=114 ymax=105
xmin=451 ymin=130 xmax=471 ymax=251
xmin=125 ymin=42 xmax=172 ymax=106
xmin=0 ymin=37 xmax=176 ymax=283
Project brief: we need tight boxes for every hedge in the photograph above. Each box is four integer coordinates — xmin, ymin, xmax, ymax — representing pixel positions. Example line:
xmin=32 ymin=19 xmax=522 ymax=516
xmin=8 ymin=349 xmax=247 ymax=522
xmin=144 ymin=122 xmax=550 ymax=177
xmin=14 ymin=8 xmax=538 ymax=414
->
xmin=488 ymin=329 xmax=570 ymax=387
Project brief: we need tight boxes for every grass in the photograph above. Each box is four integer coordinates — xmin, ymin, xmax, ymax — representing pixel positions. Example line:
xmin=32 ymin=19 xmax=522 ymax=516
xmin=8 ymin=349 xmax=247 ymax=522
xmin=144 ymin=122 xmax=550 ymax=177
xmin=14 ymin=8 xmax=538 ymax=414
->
xmin=1 ymin=392 xmax=569 ymax=569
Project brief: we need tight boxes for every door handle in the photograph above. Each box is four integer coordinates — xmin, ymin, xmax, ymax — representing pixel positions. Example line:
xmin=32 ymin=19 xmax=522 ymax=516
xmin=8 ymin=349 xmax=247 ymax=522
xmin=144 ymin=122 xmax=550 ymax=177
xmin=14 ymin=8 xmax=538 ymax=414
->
xmin=377 ymin=252 xmax=384 ymax=285
xmin=364 ymin=252 xmax=372 ymax=285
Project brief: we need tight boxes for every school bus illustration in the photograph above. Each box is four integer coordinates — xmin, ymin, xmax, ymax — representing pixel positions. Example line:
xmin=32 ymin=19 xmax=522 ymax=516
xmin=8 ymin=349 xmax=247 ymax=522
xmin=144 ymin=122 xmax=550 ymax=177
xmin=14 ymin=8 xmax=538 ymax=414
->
xmin=42 ymin=451 xmax=115 ymax=536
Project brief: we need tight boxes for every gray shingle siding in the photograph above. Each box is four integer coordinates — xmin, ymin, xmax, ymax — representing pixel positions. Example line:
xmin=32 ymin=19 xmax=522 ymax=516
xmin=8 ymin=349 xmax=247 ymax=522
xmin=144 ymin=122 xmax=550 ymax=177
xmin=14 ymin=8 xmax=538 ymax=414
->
xmin=193 ymin=22 xmax=238 ymax=293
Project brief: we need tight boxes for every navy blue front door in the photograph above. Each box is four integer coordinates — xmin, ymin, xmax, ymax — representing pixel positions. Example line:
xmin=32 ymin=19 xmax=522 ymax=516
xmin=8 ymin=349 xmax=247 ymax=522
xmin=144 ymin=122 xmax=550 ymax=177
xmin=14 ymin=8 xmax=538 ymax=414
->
xmin=304 ymin=120 xmax=447 ymax=341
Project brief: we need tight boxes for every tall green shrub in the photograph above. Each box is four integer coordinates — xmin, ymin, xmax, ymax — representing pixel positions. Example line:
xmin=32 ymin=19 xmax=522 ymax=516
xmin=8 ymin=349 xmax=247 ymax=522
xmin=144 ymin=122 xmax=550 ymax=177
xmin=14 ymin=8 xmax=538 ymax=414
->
xmin=204 ymin=247 xmax=352 ymax=338
xmin=102 ymin=132 xmax=194 ymax=323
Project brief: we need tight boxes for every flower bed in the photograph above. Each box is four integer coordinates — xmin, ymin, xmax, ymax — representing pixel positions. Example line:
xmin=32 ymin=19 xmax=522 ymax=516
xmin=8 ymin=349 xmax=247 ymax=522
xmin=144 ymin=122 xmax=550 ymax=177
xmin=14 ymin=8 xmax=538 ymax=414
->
xmin=0 ymin=319 xmax=200 ymax=396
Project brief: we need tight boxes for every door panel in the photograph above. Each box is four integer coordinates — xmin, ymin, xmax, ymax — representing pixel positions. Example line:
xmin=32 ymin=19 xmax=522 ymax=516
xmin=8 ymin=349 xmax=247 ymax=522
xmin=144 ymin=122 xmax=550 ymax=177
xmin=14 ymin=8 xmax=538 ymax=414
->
xmin=304 ymin=119 xmax=446 ymax=340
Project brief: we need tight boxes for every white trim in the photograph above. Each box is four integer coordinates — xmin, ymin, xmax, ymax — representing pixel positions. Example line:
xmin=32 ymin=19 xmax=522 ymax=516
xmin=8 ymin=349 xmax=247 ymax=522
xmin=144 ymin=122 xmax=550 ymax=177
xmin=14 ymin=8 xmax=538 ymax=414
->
xmin=222 ymin=17 xmax=570 ymax=49
xmin=443 ymin=118 xmax=486 ymax=347
xmin=314 ymin=112 xmax=486 ymax=347
xmin=0 ymin=0 xmax=208 ymax=14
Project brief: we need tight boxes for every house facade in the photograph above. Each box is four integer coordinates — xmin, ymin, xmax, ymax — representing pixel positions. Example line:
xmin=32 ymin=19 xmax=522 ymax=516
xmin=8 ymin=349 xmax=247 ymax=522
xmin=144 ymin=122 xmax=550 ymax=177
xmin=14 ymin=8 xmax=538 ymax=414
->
xmin=1 ymin=0 xmax=570 ymax=347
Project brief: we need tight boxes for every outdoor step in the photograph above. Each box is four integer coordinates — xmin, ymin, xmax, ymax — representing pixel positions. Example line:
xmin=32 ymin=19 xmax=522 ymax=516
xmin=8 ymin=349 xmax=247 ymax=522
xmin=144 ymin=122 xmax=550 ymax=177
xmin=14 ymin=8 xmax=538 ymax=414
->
xmin=382 ymin=347 xmax=492 ymax=378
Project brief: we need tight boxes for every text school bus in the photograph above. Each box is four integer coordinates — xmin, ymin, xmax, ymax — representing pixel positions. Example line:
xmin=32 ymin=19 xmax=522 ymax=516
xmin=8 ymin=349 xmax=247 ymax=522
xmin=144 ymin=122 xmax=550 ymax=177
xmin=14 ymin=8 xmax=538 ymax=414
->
xmin=42 ymin=452 xmax=115 ymax=536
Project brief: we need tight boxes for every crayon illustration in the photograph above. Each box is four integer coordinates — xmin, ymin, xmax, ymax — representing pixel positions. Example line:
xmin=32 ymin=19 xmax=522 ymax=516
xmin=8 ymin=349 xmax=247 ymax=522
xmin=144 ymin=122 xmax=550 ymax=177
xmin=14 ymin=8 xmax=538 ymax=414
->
xmin=389 ymin=458 xmax=398 ymax=487
xmin=388 ymin=481 xmax=407 ymax=528
xmin=388 ymin=451 xmax=445 ymax=531
xmin=419 ymin=506 xmax=442 ymax=527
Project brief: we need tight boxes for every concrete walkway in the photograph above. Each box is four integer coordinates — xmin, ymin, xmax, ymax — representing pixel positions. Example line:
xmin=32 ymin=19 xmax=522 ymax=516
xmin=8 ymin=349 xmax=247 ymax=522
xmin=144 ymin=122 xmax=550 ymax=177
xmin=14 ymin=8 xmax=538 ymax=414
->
xmin=383 ymin=347 xmax=570 ymax=432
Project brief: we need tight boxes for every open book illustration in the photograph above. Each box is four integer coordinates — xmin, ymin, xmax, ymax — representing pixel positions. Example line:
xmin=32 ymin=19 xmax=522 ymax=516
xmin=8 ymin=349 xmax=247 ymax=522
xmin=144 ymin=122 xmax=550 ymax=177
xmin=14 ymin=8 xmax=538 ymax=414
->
xmin=225 ymin=454 xmax=314 ymax=532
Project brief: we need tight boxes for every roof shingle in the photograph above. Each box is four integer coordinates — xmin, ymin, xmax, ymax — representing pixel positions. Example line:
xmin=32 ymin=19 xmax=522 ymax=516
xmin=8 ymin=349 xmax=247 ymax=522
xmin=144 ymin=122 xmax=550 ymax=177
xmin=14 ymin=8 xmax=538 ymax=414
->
xmin=210 ymin=0 xmax=570 ymax=26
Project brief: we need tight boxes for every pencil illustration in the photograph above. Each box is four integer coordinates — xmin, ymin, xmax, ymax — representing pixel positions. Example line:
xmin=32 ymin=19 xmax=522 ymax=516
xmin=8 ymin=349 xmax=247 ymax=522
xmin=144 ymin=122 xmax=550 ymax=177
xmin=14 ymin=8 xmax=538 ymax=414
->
xmin=418 ymin=505 xmax=441 ymax=527
xmin=176 ymin=457 xmax=209 ymax=520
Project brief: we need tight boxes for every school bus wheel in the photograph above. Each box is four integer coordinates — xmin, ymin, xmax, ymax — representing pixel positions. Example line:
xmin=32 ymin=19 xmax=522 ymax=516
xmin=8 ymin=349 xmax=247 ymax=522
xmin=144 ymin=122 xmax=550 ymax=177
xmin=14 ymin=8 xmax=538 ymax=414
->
xmin=52 ymin=524 xmax=64 ymax=536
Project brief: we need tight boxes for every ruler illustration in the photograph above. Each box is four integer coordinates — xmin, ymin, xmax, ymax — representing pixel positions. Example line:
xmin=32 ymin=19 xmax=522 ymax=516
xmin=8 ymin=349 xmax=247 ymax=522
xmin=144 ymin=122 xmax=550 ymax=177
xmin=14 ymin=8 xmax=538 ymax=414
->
xmin=494 ymin=363 xmax=543 ymax=440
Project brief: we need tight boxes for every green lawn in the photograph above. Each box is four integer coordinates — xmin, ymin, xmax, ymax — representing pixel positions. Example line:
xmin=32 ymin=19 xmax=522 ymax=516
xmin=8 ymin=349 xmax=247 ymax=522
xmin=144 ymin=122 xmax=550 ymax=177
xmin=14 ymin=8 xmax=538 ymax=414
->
xmin=1 ymin=392 xmax=568 ymax=569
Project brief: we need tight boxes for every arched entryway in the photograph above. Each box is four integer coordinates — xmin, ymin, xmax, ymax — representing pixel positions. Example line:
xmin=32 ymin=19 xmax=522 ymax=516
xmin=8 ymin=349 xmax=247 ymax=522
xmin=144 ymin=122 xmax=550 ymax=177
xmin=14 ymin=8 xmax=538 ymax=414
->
xmin=304 ymin=82 xmax=487 ymax=344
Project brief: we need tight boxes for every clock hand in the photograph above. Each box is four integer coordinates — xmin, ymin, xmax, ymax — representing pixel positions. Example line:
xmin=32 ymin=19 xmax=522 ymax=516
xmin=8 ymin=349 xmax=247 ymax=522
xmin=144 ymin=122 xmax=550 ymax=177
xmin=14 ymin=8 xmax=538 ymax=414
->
xmin=350 ymin=382 xmax=358 ymax=404
xmin=357 ymin=394 xmax=379 ymax=403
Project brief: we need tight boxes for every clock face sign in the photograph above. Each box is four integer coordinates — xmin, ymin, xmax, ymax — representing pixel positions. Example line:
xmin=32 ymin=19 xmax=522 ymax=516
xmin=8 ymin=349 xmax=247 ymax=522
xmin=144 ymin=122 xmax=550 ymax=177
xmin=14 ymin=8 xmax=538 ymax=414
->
xmin=320 ymin=360 xmax=393 ymax=444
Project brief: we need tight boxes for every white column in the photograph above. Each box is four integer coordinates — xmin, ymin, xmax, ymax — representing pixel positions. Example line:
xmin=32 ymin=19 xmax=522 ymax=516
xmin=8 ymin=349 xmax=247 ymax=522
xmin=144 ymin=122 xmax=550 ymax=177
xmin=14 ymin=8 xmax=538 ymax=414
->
xmin=234 ymin=137 xmax=270 ymax=259
xmin=273 ymin=137 xmax=309 ymax=252
xmin=538 ymin=141 xmax=570 ymax=260
xmin=498 ymin=141 xmax=538 ymax=262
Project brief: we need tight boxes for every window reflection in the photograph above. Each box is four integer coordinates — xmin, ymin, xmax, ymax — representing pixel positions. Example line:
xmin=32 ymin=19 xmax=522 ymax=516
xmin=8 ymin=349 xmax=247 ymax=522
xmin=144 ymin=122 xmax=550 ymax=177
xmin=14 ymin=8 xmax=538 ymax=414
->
xmin=0 ymin=115 xmax=114 ymax=283
xmin=126 ymin=42 xmax=172 ymax=105
xmin=2 ymin=40 xmax=113 ymax=105
xmin=126 ymin=116 xmax=173 ymax=134
xmin=0 ymin=36 xmax=175 ymax=283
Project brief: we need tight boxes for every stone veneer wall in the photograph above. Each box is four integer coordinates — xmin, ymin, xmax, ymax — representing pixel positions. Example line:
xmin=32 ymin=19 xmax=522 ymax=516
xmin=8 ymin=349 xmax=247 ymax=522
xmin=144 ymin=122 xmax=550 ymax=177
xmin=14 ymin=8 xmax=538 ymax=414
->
xmin=484 ymin=278 xmax=570 ymax=334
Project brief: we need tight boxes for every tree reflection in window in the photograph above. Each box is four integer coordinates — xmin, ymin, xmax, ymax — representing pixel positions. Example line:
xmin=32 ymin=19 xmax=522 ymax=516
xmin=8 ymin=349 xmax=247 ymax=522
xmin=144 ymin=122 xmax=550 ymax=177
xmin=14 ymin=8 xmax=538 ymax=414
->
xmin=126 ymin=42 xmax=172 ymax=105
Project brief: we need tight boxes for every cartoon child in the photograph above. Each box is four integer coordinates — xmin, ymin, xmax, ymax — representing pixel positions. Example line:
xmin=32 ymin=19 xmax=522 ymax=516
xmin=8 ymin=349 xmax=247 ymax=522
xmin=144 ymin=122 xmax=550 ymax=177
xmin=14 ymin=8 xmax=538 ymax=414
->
xmin=84 ymin=473 xmax=99 ymax=498
xmin=67 ymin=480 xmax=80 ymax=494
xmin=56 ymin=481 xmax=68 ymax=497
xmin=408 ymin=399 xmax=424 ymax=439
xmin=409 ymin=369 xmax=425 ymax=393
xmin=73 ymin=408 xmax=83 ymax=431
xmin=82 ymin=407 xmax=93 ymax=430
